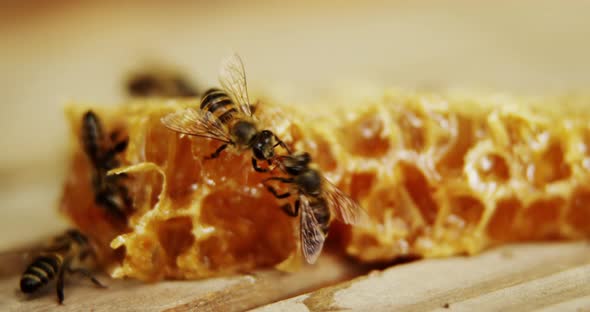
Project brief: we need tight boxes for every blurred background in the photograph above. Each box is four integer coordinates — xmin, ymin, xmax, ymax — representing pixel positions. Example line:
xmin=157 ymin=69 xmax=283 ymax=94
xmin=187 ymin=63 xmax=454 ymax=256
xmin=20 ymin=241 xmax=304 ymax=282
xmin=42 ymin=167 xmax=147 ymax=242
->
xmin=1 ymin=0 xmax=590 ymax=250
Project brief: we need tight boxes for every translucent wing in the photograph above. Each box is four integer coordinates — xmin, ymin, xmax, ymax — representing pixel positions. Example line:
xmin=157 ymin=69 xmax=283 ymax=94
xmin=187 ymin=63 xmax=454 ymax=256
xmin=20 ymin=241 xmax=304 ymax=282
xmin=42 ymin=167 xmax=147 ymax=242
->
xmin=299 ymin=195 xmax=326 ymax=264
xmin=218 ymin=53 xmax=252 ymax=116
xmin=160 ymin=107 xmax=232 ymax=143
xmin=322 ymin=177 xmax=369 ymax=226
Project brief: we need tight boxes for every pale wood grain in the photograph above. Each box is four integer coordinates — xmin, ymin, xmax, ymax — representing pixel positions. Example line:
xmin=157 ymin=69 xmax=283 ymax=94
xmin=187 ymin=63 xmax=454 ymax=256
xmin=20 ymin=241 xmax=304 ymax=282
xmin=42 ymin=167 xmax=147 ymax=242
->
xmin=252 ymin=242 xmax=590 ymax=312
xmin=0 ymin=253 xmax=363 ymax=312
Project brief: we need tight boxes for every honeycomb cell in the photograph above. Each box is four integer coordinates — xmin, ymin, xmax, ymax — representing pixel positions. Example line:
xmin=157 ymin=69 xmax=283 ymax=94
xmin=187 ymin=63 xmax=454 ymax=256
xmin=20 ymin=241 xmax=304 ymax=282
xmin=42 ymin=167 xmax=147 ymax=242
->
xmin=398 ymin=163 xmax=438 ymax=225
xmin=199 ymin=189 xmax=295 ymax=270
xmin=487 ymin=198 xmax=521 ymax=242
xmin=477 ymin=153 xmax=510 ymax=182
xmin=157 ymin=217 xmax=195 ymax=267
xmin=309 ymin=132 xmax=338 ymax=172
xmin=502 ymin=115 xmax=538 ymax=146
xmin=519 ymin=197 xmax=565 ymax=239
xmin=289 ymin=123 xmax=305 ymax=144
xmin=436 ymin=116 xmax=476 ymax=175
xmin=129 ymin=168 xmax=164 ymax=211
xmin=366 ymin=187 xmax=412 ymax=229
xmin=341 ymin=112 xmax=390 ymax=158
xmin=144 ymin=117 xmax=175 ymax=165
xmin=348 ymin=172 xmax=377 ymax=203
xmin=119 ymin=234 xmax=166 ymax=281
xmin=164 ymin=137 xmax=202 ymax=203
xmin=445 ymin=196 xmax=485 ymax=231
xmin=397 ymin=108 xmax=427 ymax=152
xmin=527 ymin=140 xmax=571 ymax=187
xmin=567 ymin=187 xmax=590 ymax=235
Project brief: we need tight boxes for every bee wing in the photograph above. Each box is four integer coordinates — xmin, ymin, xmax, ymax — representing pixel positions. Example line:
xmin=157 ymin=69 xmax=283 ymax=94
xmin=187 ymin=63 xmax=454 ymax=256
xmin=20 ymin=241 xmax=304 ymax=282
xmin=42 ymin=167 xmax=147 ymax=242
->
xmin=299 ymin=195 xmax=326 ymax=264
xmin=160 ymin=107 xmax=232 ymax=143
xmin=322 ymin=177 xmax=369 ymax=226
xmin=218 ymin=53 xmax=253 ymax=117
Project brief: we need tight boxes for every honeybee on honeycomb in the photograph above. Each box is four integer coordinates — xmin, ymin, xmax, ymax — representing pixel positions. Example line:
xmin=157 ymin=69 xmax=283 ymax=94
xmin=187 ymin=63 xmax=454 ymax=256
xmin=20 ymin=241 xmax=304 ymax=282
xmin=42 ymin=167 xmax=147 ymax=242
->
xmin=81 ymin=110 xmax=132 ymax=227
xmin=161 ymin=53 xmax=291 ymax=172
xmin=264 ymin=151 xmax=368 ymax=264
xmin=60 ymin=75 xmax=590 ymax=281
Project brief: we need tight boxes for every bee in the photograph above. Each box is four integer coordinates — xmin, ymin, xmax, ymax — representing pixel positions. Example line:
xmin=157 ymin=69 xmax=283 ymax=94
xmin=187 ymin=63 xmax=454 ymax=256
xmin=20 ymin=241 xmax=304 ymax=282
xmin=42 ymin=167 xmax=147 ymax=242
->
xmin=20 ymin=229 xmax=105 ymax=304
xmin=82 ymin=110 xmax=132 ymax=224
xmin=263 ymin=152 xmax=367 ymax=264
xmin=126 ymin=67 xmax=199 ymax=98
xmin=160 ymin=54 xmax=290 ymax=172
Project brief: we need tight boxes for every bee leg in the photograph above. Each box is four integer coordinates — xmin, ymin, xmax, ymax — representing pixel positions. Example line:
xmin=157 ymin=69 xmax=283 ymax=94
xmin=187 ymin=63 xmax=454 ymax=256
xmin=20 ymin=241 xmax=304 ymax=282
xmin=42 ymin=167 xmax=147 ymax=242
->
xmin=56 ymin=259 xmax=70 ymax=304
xmin=263 ymin=176 xmax=295 ymax=184
xmin=263 ymin=177 xmax=294 ymax=199
xmin=262 ymin=177 xmax=295 ymax=191
xmin=265 ymin=184 xmax=291 ymax=199
xmin=272 ymin=134 xmax=292 ymax=154
xmin=56 ymin=272 xmax=65 ymax=304
xmin=252 ymin=158 xmax=270 ymax=172
xmin=205 ymin=144 xmax=228 ymax=160
xmin=281 ymin=199 xmax=300 ymax=217
xmin=67 ymin=267 xmax=106 ymax=289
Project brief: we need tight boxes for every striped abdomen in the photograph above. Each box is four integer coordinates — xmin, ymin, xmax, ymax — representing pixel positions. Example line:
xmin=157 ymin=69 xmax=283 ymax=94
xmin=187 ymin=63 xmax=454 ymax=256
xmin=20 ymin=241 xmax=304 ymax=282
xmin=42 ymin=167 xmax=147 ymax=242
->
xmin=200 ymin=88 xmax=238 ymax=124
xmin=311 ymin=199 xmax=331 ymax=236
xmin=20 ymin=254 xmax=63 ymax=293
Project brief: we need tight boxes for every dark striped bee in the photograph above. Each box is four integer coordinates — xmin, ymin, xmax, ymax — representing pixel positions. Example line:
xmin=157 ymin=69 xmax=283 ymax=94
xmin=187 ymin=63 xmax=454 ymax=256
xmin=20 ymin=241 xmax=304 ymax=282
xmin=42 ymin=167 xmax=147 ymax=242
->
xmin=82 ymin=110 xmax=132 ymax=224
xmin=263 ymin=152 xmax=368 ymax=264
xmin=160 ymin=54 xmax=290 ymax=172
xmin=20 ymin=229 xmax=105 ymax=304
xmin=126 ymin=66 xmax=199 ymax=98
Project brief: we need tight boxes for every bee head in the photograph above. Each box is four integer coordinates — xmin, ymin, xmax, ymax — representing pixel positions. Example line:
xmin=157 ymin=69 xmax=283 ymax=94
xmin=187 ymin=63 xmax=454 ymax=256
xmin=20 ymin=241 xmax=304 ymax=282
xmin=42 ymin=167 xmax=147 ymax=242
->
xmin=296 ymin=152 xmax=312 ymax=165
xmin=252 ymin=130 xmax=276 ymax=160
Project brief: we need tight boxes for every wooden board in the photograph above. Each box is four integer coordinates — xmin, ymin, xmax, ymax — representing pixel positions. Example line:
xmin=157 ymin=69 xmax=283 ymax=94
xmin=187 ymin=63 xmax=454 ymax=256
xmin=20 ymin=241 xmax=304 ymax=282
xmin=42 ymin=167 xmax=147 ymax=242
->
xmin=2 ymin=242 xmax=589 ymax=311
xmin=254 ymin=242 xmax=590 ymax=312
xmin=0 ymin=252 xmax=364 ymax=312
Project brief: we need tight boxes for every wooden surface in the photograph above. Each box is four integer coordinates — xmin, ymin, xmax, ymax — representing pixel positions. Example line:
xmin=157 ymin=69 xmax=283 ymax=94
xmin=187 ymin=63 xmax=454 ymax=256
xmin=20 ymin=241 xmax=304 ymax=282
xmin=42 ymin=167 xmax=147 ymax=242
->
xmin=1 ymin=242 xmax=589 ymax=311
xmin=254 ymin=243 xmax=590 ymax=312
xmin=2 ymin=1 xmax=590 ymax=311
xmin=0 ymin=252 xmax=364 ymax=312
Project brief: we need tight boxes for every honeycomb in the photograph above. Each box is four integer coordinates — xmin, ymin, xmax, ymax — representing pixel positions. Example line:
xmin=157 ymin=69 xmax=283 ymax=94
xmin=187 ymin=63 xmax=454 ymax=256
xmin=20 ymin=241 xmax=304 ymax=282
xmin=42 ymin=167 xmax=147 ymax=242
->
xmin=59 ymin=89 xmax=590 ymax=281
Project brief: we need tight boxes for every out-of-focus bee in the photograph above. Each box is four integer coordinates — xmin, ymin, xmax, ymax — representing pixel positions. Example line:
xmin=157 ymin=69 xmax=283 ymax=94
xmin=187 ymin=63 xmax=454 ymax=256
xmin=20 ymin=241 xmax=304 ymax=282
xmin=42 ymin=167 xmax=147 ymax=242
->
xmin=82 ymin=110 xmax=132 ymax=224
xmin=20 ymin=229 xmax=105 ymax=304
xmin=160 ymin=54 xmax=290 ymax=172
xmin=126 ymin=66 xmax=199 ymax=98
xmin=263 ymin=152 xmax=367 ymax=264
